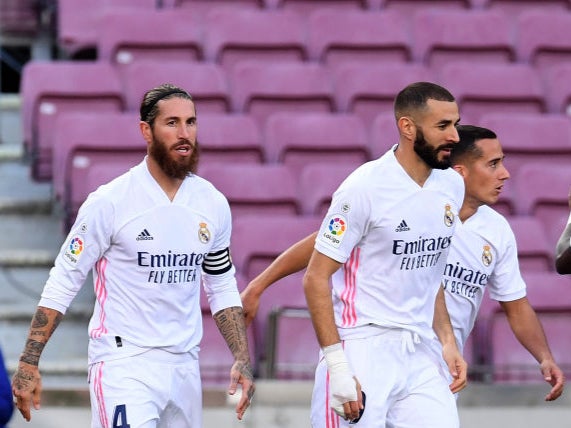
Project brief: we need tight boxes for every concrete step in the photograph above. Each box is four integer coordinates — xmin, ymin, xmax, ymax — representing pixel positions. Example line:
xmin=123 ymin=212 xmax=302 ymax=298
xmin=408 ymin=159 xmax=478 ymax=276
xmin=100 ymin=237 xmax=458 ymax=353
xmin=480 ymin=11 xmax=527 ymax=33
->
xmin=0 ymin=93 xmax=22 ymax=147
xmin=0 ymin=162 xmax=52 ymax=214
xmin=0 ymin=317 xmax=89 ymax=375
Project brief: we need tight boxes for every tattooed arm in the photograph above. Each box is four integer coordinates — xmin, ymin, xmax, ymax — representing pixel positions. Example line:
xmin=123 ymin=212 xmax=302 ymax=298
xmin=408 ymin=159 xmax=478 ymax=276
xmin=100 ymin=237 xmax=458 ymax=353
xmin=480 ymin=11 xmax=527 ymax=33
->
xmin=213 ymin=306 xmax=255 ymax=420
xmin=11 ymin=306 xmax=63 ymax=421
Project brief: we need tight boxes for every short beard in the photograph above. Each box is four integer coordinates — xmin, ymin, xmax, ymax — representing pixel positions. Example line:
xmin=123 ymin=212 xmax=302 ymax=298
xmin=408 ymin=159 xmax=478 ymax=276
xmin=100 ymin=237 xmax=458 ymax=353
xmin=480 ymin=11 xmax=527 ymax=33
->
xmin=413 ymin=127 xmax=452 ymax=170
xmin=149 ymin=136 xmax=200 ymax=180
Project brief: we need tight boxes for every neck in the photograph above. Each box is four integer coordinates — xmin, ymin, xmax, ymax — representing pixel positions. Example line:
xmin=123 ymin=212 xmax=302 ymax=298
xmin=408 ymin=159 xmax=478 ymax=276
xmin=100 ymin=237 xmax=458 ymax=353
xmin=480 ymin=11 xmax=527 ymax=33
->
xmin=394 ymin=142 xmax=432 ymax=186
xmin=459 ymin=197 xmax=481 ymax=222
xmin=146 ymin=156 xmax=184 ymax=201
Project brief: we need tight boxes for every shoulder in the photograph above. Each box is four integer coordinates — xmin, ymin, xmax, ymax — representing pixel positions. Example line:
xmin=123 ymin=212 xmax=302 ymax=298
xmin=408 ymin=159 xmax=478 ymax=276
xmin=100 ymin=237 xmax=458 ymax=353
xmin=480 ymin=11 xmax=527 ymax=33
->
xmin=189 ymin=174 xmax=231 ymax=207
xmin=470 ymin=205 xmax=515 ymax=242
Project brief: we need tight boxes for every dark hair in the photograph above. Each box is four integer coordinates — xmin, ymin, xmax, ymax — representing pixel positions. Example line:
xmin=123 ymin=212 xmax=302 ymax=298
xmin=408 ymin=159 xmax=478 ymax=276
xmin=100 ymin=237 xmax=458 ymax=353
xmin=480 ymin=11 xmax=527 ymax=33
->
xmin=394 ymin=81 xmax=455 ymax=120
xmin=450 ymin=125 xmax=497 ymax=164
xmin=140 ymin=83 xmax=193 ymax=126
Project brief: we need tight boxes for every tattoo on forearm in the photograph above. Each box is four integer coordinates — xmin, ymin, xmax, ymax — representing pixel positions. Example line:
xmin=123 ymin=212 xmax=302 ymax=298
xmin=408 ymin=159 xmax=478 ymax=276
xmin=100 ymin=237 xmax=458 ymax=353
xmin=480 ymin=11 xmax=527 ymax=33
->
xmin=214 ymin=307 xmax=251 ymax=361
xmin=20 ymin=339 xmax=45 ymax=366
xmin=20 ymin=308 xmax=63 ymax=366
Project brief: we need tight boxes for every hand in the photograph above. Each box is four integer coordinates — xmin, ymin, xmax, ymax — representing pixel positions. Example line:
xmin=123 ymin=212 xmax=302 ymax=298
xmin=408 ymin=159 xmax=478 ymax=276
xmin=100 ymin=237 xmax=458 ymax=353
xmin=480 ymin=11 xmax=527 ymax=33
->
xmin=228 ymin=359 xmax=255 ymax=421
xmin=239 ymin=282 xmax=262 ymax=328
xmin=442 ymin=343 xmax=468 ymax=394
xmin=323 ymin=343 xmax=363 ymax=421
xmin=540 ymin=360 xmax=565 ymax=401
xmin=330 ymin=373 xmax=363 ymax=421
xmin=12 ymin=362 xmax=42 ymax=421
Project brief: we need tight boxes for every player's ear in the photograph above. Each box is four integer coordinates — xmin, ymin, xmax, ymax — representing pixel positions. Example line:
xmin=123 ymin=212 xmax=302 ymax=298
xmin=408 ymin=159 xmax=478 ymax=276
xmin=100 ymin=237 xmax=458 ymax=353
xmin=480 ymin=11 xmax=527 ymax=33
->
xmin=452 ymin=164 xmax=466 ymax=177
xmin=140 ymin=120 xmax=152 ymax=144
xmin=397 ymin=116 xmax=415 ymax=141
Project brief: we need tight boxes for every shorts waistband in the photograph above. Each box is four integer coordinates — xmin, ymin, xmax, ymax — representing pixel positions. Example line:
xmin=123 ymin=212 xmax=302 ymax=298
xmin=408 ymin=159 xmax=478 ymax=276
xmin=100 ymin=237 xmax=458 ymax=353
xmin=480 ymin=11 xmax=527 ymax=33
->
xmin=138 ymin=347 xmax=197 ymax=364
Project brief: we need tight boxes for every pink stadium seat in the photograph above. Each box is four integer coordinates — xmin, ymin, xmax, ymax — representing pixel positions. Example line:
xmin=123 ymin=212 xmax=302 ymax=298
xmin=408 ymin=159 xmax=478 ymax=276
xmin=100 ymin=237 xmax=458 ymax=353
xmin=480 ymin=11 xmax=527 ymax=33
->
xmin=486 ymin=271 xmax=571 ymax=383
xmin=471 ymin=0 xmax=570 ymax=15
xmin=265 ymin=301 xmax=319 ymax=379
xmin=51 ymin=112 xmax=142 ymax=202
xmin=297 ymin=163 xmax=361 ymax=216
xmin=230 ymin=214 xmax=322 ymax=279
xmin=306 ymin=10 xmax=412 ymax=69
xmin=515 ymin=164 xmax=571 ymax=247
xmin=56 ymin=0 xmax=157 ymax=59
xmin=493 ymin=178 xmax=516 ymax=218
xmin=198 ymin=164 xmax=301 ymax=220
xmin=505 ymin=215 xmax=553 ymax=273
xmin=376 ymin=0 xmax=470 ymax=11
xmin=264 ymin=112 xmax=370 ymax=177
xmin=412 ymin=10 xmax=515 ymax=70
xmin=478 ymin=113 xmax=571 ymax=185
xmin=230 ymin=61 xmax=335 ymax=127
xmin=268 ymin=0 xmax=367 ymax=13
xmin=170 ymin=0 xmax=264 ymax=17
xmin=20 ymin=61 xmax=125 ymax=182
xmin=437 ymin=63 xmax=546 ymax=124
xmin=333 ymin=63 xmax=433 ymax=127
xmin=0 ymin=0 xmax=40 ymax=37
xmin=197 ymin=114 xmax=264 ymax=165
xmin=247 ymin=271 xmax=318 ymax=379
xmin=368 ymin=112 xmax=399 ymax=159
xmin=97 ymin=8 xmax=203 ymax=67
xmin=203 ymin=9 xmax=308 ymax=73
xmin=121 ymin=61 xmax=231 ymax=114
xmin=516 ymin=11 xmax=571 ymax=72
xmin=542 ymin=63 xmax=571 ymax=115
xmin=53 ymin=112 xmax=145 ymax=231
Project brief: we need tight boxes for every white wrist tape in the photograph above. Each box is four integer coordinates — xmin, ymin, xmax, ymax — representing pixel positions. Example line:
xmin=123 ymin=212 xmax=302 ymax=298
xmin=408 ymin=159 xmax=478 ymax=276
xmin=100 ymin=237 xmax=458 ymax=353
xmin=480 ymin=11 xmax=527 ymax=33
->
xmin=323 ymin=343 xmax=357 ymax=418
xmin=567 ymin=210 xmax=571 ymax=225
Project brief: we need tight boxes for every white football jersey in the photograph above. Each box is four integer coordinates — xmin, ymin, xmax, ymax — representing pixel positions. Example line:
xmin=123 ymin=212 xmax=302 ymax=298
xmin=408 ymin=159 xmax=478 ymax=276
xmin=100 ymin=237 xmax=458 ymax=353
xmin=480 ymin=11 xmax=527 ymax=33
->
xmin=443 ymin=205 xmax=526 ymax=353
xmin=39 ymin=159 xmax=242 ymax=364
xmin=315 ymin=148 xmax=465 ymax=341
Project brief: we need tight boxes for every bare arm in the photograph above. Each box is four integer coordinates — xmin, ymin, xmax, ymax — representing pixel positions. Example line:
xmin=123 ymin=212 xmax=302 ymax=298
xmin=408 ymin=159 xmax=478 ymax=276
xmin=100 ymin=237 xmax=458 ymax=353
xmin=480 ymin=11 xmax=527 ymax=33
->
xmin=555 ymin=224 xmax=571 ymax=275
xmin=500 ymin=298 xmax=565 ymax=401
xmin=555 ymin=187 xmax=571 ymax=274
xmin=12 ymin=306 xmax=63 ymax=421
xmin=303 ymin=250 xmax=342 ymax=347
xmin=212 ymin=306 xmax=255 ymax=420
xmin=240 ymin=232 xmax=317 ymax=326
xmin=433 ymin=286 xmax=467 ymax=393
xmin=303 ymin=250 xmax=362 ymax=421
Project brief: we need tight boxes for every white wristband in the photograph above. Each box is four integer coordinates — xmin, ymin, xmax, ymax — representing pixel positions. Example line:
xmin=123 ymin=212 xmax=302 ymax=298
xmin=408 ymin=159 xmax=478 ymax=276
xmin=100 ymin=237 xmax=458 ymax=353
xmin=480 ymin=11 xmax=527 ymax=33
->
xmin=567 ymin=210 xmax=571 ymax=225
xmin=323 ymin=343 xmax=348 ymax=372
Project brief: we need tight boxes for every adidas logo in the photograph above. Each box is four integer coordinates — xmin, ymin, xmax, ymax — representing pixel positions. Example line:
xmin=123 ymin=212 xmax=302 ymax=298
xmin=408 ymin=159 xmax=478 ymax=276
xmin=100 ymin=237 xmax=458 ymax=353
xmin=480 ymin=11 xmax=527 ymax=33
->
xmin=136 ymin=229 xmax=154 ymax=241
xmin=395 ymin=220 xmax=410 ymax=232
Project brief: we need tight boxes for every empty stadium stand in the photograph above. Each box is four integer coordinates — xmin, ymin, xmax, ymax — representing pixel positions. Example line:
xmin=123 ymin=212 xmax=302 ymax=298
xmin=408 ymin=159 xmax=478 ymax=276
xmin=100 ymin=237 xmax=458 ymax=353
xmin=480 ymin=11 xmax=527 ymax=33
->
xmin=306 ymin=9 xmax=412 ymax=69
xmin=20 ymin=61 xmax=125 ymax=181
xmin=263 ymin=112 xmax=370 ymax=176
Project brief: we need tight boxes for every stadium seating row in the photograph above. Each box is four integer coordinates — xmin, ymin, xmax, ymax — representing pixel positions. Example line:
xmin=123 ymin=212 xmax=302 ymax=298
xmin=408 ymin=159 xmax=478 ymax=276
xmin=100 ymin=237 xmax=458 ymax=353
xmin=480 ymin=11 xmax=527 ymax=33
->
xmin=51 ymin=108 xmax=571 ymax=239
xmin=21 ymin=59 xmax=571 ymax=181
xmin=55 ymin=7 xmax=571 ymax=71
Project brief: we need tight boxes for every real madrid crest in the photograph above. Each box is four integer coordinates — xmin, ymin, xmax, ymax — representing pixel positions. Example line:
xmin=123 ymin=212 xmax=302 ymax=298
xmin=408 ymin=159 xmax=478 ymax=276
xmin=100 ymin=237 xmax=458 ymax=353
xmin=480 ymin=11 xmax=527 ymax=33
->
xmin=482 ymin=244 xmax=492 ymax=267
xmin=198 ymin=222 xmax=211 ymax=244
xmin=443 ymin=203 xmax=455 ymax=227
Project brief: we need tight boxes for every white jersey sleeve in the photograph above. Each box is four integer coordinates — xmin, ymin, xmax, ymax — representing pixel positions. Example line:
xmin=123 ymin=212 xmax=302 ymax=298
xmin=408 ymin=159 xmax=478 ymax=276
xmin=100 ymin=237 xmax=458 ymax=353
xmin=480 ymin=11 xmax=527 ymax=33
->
xmin=201 ymin=193 xmax=241 ymax=315
xmin=39 ymin=193 xmax=114 ymax=314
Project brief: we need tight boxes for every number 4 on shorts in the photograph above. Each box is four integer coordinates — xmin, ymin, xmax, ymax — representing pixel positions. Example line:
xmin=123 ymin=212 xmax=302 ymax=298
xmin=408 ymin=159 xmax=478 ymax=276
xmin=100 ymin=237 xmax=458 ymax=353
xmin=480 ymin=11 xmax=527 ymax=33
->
xmin=113 ymin=404 xmax=131 ymax=428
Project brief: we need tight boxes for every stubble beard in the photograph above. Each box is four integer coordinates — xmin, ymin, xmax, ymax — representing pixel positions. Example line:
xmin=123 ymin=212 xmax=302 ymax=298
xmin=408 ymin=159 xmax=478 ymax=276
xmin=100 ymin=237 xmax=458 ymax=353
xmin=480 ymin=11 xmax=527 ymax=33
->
xmin=413 ymin=127 xmax=453 ymax=170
